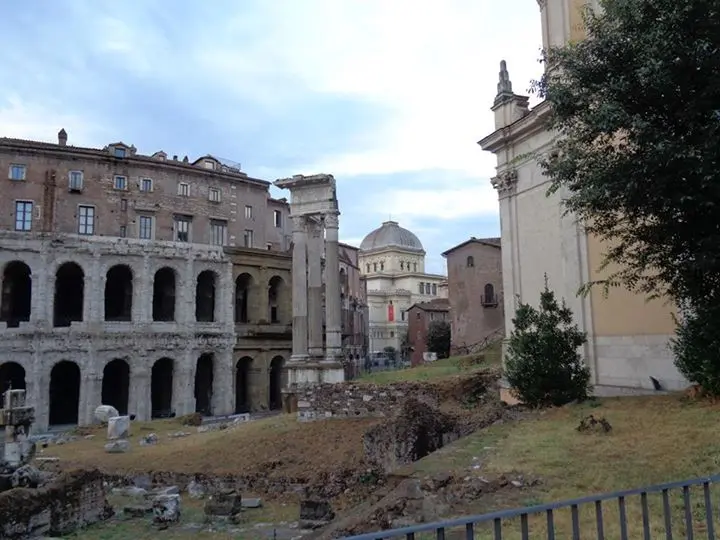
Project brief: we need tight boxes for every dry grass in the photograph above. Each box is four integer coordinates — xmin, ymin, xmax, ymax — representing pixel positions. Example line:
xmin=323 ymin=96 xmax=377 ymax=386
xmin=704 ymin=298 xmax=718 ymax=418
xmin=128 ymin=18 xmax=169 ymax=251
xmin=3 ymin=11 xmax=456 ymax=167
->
xmin=405 ymin=394 xmax=720 ymax=539
xmin=42 ymin=414 xmax=379 ymax=478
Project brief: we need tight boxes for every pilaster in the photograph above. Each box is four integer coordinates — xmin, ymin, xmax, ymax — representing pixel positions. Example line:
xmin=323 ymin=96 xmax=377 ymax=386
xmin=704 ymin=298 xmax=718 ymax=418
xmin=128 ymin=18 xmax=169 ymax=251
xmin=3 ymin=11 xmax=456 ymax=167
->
xmin=183 ymin=257 xmax=194 ymax=324
xmin=213 ymin=347 xmax=235 ymax=415
xmin=87 ymin=251 xmax=102 ymax=322
xmin=130 ymin=363 xmax=151 ymax=421
xmin=172 ymin=350 xmax=195 ymax=416
xmin=135 ymin=255 xmax=152 ymax=323
xmin=290 ymin=216 xmax=309 ymax=362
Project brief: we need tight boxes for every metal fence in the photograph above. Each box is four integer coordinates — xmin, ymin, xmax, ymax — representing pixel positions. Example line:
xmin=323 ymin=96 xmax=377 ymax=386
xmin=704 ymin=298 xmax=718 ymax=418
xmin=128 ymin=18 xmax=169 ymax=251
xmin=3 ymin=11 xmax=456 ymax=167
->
xmin=343 ymin=474 xmax=720 ymax=540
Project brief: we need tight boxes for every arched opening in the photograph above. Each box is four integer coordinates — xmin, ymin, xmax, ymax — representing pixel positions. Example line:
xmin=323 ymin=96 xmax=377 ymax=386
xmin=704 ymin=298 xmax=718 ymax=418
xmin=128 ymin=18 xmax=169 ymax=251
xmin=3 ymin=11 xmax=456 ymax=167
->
xmin=195 ymin=270 xmax=216 ymax=322
xmin=268 ymin=276 xmax=285 ymax=324
xmin=101 ymin=359 xmax=130 ymax=415
xmin=268 ymin=356 xmax=285 ymax=411
xmin=467 ymin=256 xmax=475 ymax=268
xmin=0 ymin=261 xmax=32 ymax=328
xmin=235 ymin=273 xmax=253 ymax=323
xmin=151 ymin=357 xmax=174 ymax=418
xmin=194 ymin=354 xmax=214 ymax=416
xmin=235 ymin=357 xmax=253 ymax=413
xmin=0 ymin=362 xmax=26 ymax=394
xmin=152 ymin=267 xmax=176 ymax=322
xmin=484 ymin=283 xmax=495 ymax=300
xmin=104 ymin=265 xmax=133 ymax=321
xmin=49 ymin=361 xmax=80 ymax=426
xmin=53 ymin=262 xmax=84 ymax=327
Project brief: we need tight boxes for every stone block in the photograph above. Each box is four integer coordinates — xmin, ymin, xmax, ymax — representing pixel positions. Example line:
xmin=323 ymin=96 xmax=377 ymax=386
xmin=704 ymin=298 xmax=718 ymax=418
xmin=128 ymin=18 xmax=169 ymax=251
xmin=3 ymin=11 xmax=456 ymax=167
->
xmin=187 ymin=479 xmax=205 ymax=499
xmin=107 ymin=416 xmax=130 ymax=440
xmin=153 ymin=494 xmax=181 ymax=525
xmin=299 ymin=499 xmax=334 ymax=522
xmin=94 ymin=405 xmax=120 ymax=424
xmin=204 ymin=489 xmax=242 ymax=517
xmin=241 ymin=497 xmax=263 ymax=509
xmin=105 ymin=439 xmax=130 ymax=453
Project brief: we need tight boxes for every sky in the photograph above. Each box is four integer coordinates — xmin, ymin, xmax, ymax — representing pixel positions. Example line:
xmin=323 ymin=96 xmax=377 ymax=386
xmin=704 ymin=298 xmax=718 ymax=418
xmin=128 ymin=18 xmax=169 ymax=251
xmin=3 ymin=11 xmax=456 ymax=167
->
xmin=0 ymin=0 xmax=543 ymax=274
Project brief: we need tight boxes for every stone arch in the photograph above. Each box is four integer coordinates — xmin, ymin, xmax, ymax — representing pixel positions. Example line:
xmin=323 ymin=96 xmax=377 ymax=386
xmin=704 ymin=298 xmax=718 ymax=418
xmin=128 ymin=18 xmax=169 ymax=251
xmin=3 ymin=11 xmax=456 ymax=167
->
xmin=268 ymin=356 xmax=285 ymax=411
xmin=153 ymin=267 xmax=177 ymax=322
xmin=53 ymin=262 xmax=85 ymax=327
xmin=151 ymin=357 xmax=174 ymax=418
xmin=49 ymin=360 xmax=81 ymax=426
xmin=268 ymin=275 xmax=287 ymax=324
xmin=195 ymin=270 xmax=217 ymax=322
xmin=102 ymin=359 xmax=130 ymax=415
xmin=235 ymin=356 xmax=253 ymax=413
xmin=104 ymin=264 xmax=133 ymax=321
xmin=483 ymin=283 xmax=495 ymax=302
xmin=0 ymin=260 xmax=32 ymax=327
xmin=0 ymin=361 xmax=26 ymax=394
xmin=467 ymin=255 xmax=475 ymax=268
xmin=194 ymin=353 xmax=214 ymax=416
xmin=235 ymin=273 xmax=253 ymax=323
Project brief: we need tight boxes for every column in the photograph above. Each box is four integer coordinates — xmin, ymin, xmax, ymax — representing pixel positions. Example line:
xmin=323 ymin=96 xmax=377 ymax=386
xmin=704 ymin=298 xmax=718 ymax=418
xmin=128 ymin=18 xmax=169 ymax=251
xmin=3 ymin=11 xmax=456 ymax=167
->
xmin=183 ymin=258 xmax=195 ymax=324
xmin=323 ymin=211 xmax=343 ymax=362
xmin=135 ymin=256 xmax=151 ymax=323
xmin=213 ymin=347 xmax=235 ymax=415
xmin=129 ymin=363 xmax=151 ymax=421
xmin=307 ymin=219 xmax=324 ymax=359
xmin=172 ymin=349 xmax=195 ymax=416
xmin=87 ymin=252 xmax=102 ymax=323
xmin=290 ymin=216 xmax=309 ymax=362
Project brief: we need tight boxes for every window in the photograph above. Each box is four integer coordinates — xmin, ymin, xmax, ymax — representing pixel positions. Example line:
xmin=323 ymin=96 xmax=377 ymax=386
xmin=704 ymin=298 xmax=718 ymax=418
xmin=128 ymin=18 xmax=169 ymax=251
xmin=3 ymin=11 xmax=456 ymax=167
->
xmin=467 ymin=255 xmax=475 ymax=268
xmin=210 ymin=220 xmax=227 ymax=246
xmin=430 ymin=312 xmax=435 ymax=321
xmin=140 ymin=178 xmax=153 ymax=192
xmin=400 ymin=261 xmax=404 ymax=270
xmin=139 ymin=215 xmax=153 ymax=239
xmin=380 ymin=261 xmax=384 ymax=271
xmin=113 ymin=175 xmax=127 ymax=190
xmin=14 ymin=201 xmax=32 ymax=231
xmin=432 ymin=283 xmax=437 ymax=295
xmin=416 ymin=312 xmax=421 ymax=320
xmin=273 ymin=210 xmax=282 ymax=227
xmin=208 ymin=188 xmax=221 ymax=202
xmin=366 ymin=264 xmax=370 ymax=272
xmin=114 ymin=147 xmax=126 ymax=158
xmin=373 ymin=263 xmax=377 ymax=272
xmin=243 ymin=229 xmax=254 ymax=248
xmin=69 ymin=171 xmax=83 ymax=191
xmin=266 ymin=243 xmax=273 ymax=250
xmin=401 ymin=310 xmax=406 ymax=321
xmin=78 ymin=205 xmax=95 ymax=235
xmin=203 ymin=160 xmax=214 ymax=170
xmin=390 ymin=331 xmax=395 ymax=338
xmin=483 ymin=283 xmax=496 ymax=306
xmin=418 ymin=282 xmax=425 ymax=294
xmin=244 ymin=205 xmax=253 ymax=219
xmin=9 ymin=164 xmax=26 ymax=181
xmin=413 ymin=262 xmax=417 ymax=272
xmin=174 ymin=215 xmax=191 ymax=242
xmin=425 ymin=283 xmax=431 ymax=294
xmin=178 ymin=182 xmax=189 ymax=197
xmin=120 ymin=225 xmax=127 ymax=237
xmin=120 ymin=199 xmax=127 ymax=212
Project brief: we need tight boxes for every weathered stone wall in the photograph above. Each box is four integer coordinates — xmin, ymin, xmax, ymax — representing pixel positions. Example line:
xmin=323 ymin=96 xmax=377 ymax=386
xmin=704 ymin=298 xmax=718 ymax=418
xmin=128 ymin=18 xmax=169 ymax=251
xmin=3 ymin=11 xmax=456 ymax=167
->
xmin=0 ymin=469 xmax=112 ymax=539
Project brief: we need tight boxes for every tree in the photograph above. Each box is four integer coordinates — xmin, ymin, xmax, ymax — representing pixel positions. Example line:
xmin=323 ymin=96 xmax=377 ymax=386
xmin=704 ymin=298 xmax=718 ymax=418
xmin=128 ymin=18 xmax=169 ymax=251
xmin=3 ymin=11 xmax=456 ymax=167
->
xmin=533 ymin=0 xmax=720 ymax=309
xmin=505 ymin=279 xmax=591 ymax=407
xmin=426 ymin=320 xmax=451 ymax=359
xmin=383 ymin=346 xmax=397 ymax=364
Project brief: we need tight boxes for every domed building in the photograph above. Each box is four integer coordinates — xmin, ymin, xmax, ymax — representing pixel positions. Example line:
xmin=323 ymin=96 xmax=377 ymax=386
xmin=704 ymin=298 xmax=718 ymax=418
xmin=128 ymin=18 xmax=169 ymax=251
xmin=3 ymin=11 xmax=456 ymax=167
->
xmin=359 ymin=221 xmax=447 ymax=357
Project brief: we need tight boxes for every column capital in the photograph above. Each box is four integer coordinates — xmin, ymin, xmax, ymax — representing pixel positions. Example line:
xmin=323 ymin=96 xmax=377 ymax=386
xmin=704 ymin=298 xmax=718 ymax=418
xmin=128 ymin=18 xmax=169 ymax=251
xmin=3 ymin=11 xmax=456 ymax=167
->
xmin=323 ymin=211 xmax=340 ymax=229
xmin=291 ymin=215 xmax=308 ymax=233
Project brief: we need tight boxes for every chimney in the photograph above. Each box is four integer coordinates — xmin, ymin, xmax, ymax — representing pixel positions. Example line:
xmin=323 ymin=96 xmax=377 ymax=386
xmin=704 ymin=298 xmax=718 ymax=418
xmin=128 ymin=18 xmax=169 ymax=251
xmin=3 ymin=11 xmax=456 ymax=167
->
xmin=58 ymin=129 xmax=67 ymax=146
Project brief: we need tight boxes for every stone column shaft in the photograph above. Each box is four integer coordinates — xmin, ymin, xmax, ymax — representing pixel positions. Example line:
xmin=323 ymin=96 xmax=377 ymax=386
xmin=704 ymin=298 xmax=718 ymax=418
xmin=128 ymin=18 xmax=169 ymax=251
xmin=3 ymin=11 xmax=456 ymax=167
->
xmin=291 ymin=216 xmax=309 ymax=361
xmin=307 ymin=219 xmax=324 ymax=358
xmin=323 ymin=212 xmax=342 ymax=361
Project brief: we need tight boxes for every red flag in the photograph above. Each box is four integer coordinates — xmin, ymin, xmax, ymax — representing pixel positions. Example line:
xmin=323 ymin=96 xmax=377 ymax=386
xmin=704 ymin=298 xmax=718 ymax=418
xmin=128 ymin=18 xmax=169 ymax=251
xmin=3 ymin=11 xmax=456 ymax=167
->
xmin=388 ymin=304 xmax=395 ymax=322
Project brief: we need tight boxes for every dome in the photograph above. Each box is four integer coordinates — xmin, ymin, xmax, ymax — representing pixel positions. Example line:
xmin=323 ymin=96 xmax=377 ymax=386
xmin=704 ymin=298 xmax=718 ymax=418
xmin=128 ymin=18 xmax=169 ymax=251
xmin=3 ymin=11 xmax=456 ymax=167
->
xmin=359 ymin=221 xmax=424 ymax=252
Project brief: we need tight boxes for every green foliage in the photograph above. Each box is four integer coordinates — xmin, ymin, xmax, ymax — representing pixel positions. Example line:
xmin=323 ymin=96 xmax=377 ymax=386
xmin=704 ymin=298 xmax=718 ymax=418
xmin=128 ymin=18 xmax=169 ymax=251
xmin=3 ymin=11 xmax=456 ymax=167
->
xmin=671 ymin=304 xmax=720 ymax=396
xmin=532 ymin=0 xmax=720 ymax=307
xmin=505 ymin=279 xmax=591 ymax=407
xmin=383 ymin=346 xmax=397 ymax=363
xmin=426 ymin=320 xmax=451 ymax=359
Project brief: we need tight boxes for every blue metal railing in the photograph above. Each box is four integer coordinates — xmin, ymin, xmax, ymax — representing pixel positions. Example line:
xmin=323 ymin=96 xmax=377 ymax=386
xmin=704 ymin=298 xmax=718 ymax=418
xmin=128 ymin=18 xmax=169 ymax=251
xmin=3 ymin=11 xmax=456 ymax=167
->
xmin=343 ymin=474 xmax=720 ymax=540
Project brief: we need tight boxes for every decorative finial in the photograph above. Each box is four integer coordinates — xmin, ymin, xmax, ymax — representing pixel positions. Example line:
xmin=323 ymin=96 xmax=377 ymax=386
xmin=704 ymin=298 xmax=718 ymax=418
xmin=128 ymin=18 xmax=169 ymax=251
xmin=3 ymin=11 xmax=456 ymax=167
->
xmin=497 ymin=60 xmax=513 ymax=95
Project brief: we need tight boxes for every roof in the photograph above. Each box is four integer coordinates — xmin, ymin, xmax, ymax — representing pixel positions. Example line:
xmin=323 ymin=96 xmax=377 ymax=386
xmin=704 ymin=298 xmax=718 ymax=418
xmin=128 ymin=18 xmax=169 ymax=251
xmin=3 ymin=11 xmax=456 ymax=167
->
xmin=406 ymin=298 xmax=450 ymax=313
xmin=441 ymin=236 xmax=501 ymax=257
xmin=360 ymin=220 xmax=424 ymax=253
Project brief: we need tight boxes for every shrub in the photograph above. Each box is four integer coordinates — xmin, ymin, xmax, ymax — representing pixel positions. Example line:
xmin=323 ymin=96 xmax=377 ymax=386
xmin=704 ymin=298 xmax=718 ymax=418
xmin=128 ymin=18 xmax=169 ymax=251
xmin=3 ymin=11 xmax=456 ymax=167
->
xmin=505 ymin=278 xmax=591 ymax=407
xmin=672 ymin=303 xmax=720 ymax=397
xmin=426 ymin=320 xmax=451 ymax=359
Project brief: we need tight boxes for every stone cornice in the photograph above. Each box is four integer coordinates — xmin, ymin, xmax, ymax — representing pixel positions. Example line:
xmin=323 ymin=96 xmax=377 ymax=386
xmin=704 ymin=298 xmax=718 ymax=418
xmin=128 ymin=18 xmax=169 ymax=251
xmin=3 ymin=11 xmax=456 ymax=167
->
xmin=478 ymin=100 xmax=552 ymax=154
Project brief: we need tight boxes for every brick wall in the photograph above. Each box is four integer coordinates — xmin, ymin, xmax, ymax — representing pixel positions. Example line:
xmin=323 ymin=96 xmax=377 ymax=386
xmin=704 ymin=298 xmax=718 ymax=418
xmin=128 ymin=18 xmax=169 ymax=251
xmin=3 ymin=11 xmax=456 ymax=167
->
xmin=407 ymin=301 xmax=449 ymax=366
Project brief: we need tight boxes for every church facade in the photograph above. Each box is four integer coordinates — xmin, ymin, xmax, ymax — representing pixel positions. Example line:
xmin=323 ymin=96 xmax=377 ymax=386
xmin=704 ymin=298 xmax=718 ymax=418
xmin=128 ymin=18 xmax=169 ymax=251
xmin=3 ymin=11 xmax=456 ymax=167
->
xmin=479 ymin=0 xmax=684 ymax=396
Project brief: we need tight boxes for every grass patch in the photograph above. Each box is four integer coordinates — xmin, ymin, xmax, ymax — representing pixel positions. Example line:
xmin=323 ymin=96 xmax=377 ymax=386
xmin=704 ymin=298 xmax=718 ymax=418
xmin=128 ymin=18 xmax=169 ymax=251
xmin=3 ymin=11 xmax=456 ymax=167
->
xmin=358 ymin=341 xmax=502 ymax=385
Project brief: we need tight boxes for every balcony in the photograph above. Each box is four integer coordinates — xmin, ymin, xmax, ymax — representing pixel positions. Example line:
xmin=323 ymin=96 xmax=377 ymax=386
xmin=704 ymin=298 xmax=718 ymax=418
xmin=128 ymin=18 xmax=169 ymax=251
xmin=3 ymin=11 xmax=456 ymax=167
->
xmin=481 ymin=294 xmax=500 ymax=308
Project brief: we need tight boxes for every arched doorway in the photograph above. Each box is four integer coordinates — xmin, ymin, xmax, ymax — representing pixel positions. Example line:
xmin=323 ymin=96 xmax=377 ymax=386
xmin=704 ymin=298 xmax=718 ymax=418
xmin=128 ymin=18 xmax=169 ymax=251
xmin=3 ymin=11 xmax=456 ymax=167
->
xmin=235 ymin=273 xmax=253 ymax=323
xmin=0 ymin=362 xmax=26 ymax=394
xmin=0 ymin=261 xmax=32 ymax=328
xmin=194 ymin=354 xmax=214 ymax=416
xmin=235 ymin=357 xmax=253 ymax=413
xmin=151 ymin=358 xmax=174 ymax=418
xmin=49 ymin=361 xmax=80 ymax=426
xmin=269 ymin=356 xmax=285 ymax=411
xmin=152 ymin=267 xmax=176 ymax=322
xmin=53 ymin=262 xmax=84 ymax=327
xmin=104 ymin=265 xmax=133 ymax=321
xmin=101 ymin=359 xmax=130 ymax=415
xmin=196 ymin=270 xmax=216 ymax=322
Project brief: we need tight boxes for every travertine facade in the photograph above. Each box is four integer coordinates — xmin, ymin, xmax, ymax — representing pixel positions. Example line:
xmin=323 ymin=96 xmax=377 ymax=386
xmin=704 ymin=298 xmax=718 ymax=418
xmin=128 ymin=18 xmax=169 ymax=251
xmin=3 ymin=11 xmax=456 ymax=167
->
xmin=0 ymin=131 xmax=293 ymax=431
xmin=479 ymin=0 xmax=683 ymax=394
xmin=442 ymin=237 xmax=504 ymax=354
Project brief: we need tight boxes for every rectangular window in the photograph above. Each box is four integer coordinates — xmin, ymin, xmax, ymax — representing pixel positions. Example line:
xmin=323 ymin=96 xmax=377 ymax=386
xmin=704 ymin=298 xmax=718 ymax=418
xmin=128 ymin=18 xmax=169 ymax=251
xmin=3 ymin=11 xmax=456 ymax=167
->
xmin=266 ymin=243 xmax=273 ymax=250
xmin=78 ymin=205 xmax=95 ymax=235
xmin=9 ymin=164 xmax=26 ymax=181
xmin=14 ymin=201 xmax=32 ymax=231
xmin=273 ymin=209 xmax=282 ymax=227
xmin=139 ymin=215 xmax=153 ymax=239
xmin=175 ymin=215 xmax=191 ymax=242
xmin=210 ymin=219 xmax=227 ymax=246
xmin=418 ymin=282 xmax=424 ymax=294
xmin=120 ymin=199 xmax=127 ymax=212
xmin=69 ymin=170 xmax=83 ymax=191
xmin=425 ymin=283 xmax=431 ymax=294
xmin=401 ymin=310 xmax=406 ymax=321
xmin=140 ymin=178 xmax=153 ymax=192
xmin=178 ymin=182 xmax=189 ymax=197
xmin=243 ymin=229 xmax=254 ymax=248
xmin=114 ymin=175 xmax=127 ymax=190
xmin=208 ymin=188 xmax=221 ymax=202
xmin=120 ymin=225 xmax=127 ymax=238
xmin=114 ymin=147 xmax=126 ymax=158
xmin=204 ymin=160 xmax=214 ymax=170
xmin=244 ymin=205 xmax=253 ymax=219
xmin=432 ymin=283 xmax=437 ymax=295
